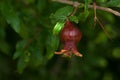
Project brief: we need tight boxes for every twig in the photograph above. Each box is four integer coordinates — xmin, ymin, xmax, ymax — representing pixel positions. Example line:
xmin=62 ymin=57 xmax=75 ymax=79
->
xmin=93 ymin=2 xmax=111 ymax=39
xmin=93 ymin=2 xmax=97 ymax=26
xmin=70 ymin=6 xmax=78 ymax=16
xmin=52 ymin=0 xmax=120 ymax=16
xmin=96 ymin=18 xmax=112 ymax=39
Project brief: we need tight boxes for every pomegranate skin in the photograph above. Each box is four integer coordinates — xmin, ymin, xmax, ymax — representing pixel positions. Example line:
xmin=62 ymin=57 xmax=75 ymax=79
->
xmin=60 ymin=20 xmax=82 ymax=44
xmin=55 ymin=20 xmax=83 ymax=57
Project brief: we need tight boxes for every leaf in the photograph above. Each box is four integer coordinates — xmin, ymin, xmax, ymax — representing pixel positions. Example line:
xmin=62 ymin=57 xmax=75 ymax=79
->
xmin=84 ymin=0 xmax=92 ymax=11
xmin=13 ymin=51 xmax=22 ymax=60
xmin=50 ymin=6 xmax=73 ymax=22
xmin=53 ymin=21 xmax=65 ymax=35
xmin=13 ymin=40 xmax=27 ymax=59
xmin=78 ymin=10 xmax=89 ymax=22
xmin=17 ymin=57 xmax=27 ymax=74
xmin=0 ymin=1 xmax=20 ymax=33
xmin=23 ymin=51 xmax=31 ymax=63
xmin=17 ymin=50 xmax=31 ymax=74
xmin=19 ymin=23 xmax=29 ymax=39
xmin=46 ymin=34 xmax=59 ymax=60
xmin=85 ymin=0 xmax=92 ymax=3
xmin=29 ymin=43 xmax=43 ymax=67
xmin=69 ymin=16 xmax=79 ymax=23
xmin=107 ymin=0 xmax=120 ymax=7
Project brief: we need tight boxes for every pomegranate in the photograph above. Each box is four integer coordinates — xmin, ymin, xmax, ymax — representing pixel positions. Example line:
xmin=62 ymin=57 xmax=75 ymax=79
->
xmin=55 ymin=20 xmax=82 ymax=57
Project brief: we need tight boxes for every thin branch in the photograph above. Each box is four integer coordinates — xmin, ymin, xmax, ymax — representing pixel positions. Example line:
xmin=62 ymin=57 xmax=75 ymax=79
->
xmin=93 ymin=2 xmax=111 ymax=39
xmin=93 ymin=2 xmax=97 ymax=26
xmin=96 ymin=18 xmax=112 ymax=39
xmin=69 ymin=6 xmax=78 ymax=16
xmin=52 ymin=0 xmax=120 ymax=16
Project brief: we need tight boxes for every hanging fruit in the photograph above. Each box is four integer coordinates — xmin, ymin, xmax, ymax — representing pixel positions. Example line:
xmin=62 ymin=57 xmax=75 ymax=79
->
xmin=55 ymin=20 xmax=83 ymax=57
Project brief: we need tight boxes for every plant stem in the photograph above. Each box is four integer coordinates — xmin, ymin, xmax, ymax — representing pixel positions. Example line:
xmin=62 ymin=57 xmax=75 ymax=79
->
xmin=52 ymin=0 xmax=120 ymax=16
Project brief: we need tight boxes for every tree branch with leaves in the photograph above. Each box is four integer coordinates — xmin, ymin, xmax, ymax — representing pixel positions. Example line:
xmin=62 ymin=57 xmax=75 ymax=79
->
xmin=52 ymin=0 xmax=120 ymax=16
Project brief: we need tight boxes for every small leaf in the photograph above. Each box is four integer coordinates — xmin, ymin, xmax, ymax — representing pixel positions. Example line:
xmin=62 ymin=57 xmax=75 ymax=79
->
xmin=53 ymin=21 xmax=65 ymax=35
xmin=29 ymin=42 xmax=43 ymax=67
xmin=23 ymin=51 xmax=31 ymax=62
xmin=17 ymin=56 xmax=28 ymax=74
xmin=13 ymin=40 xmax=27 ymax=59
xmin=0 ymin=1 xmax=20 ymax=33
xmin=69 ymin=16 xmax=79 ymax=23
xmin=46 ymin=34 xmax=59 ymax=60
xmin=17 ymin=50 xmax=31 ymax=74
xmin=19 ymin=23 xmax=29 ymax=39
xmin=50 ymin=6 xmax=73 ymax=22
xmin=13 ymin=51 xmax=22 ymax=60
xmin=79 ymin=4 xmax=84 ymax=8
xmin=84 ymin=0 xmax=92 ymax=11
xmin=78 ymin=10 xmax=89 ymax=22
xmin=107 ymin=0 xmax=120 ymax=7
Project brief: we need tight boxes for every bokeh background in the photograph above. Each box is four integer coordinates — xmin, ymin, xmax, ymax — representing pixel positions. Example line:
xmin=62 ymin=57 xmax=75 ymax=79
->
xmin=0 ymin=0 xmax=120 ymax=80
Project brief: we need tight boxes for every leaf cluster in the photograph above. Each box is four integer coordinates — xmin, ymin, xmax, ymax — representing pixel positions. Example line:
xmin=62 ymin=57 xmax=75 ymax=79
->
xmin=0 ymin=0 xmax=120 ymax=80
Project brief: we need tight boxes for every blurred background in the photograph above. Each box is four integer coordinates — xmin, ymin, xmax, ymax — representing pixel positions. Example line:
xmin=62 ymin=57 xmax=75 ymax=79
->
xmin=0 ymin=0 xmax=120 ymax=80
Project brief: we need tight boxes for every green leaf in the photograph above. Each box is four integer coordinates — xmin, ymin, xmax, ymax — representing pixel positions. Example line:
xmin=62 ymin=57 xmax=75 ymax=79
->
xmin=107 ymin=0 xmax=120 ymax=7
xmin=17 ymin=57 xmax=28 ymax=74
xmin=53 ymin=21 xmax=65 ymax=35
xmin=69 ymin=16 xmax=79 ymax=23
xmin=17 ymin=50 xmax=31 ymax=74
xmin=46 ymin=34 xmax=59 ymax=60
xmin=85 ymin=0 xmax=92 ymax=3
xmin=19 ymin=23 xmax=29 ymax=39
xmin=23 ymin=51 xmax=31 ymax=63
xmin=29 ymin=43 xmax=43 ymax=67
xmin=50 ymin=6 xmax=73 ymax=22
xmin=13 ymin=51 xmax=22 ymax=60
xmin=84 ymin=0 xmax=92 ymax=11
xmin=13 ymin=40 xmax=27 ymax=59
xmin=0 ymin=1 xmax=20 ymax=33
xmin=78 ymin=10 xmax=89 ymax=22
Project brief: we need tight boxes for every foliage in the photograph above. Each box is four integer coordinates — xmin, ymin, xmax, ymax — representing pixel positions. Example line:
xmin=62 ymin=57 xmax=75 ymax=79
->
xmin=0 ymin=0 xmax=120 ymax=80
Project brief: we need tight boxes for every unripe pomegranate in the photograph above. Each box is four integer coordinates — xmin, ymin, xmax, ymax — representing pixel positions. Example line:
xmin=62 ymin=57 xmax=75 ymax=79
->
xmin=55 ymin=20 xmax=82 ymax=57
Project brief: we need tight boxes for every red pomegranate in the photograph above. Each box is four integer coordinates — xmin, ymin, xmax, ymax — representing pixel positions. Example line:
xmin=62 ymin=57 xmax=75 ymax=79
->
xmin=55 ymin=20 xmax=82 ymax=57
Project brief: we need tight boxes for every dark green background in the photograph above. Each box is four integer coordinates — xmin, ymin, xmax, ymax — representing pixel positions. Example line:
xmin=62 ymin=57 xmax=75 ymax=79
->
xmin=0 ymin=0 xmax=120 ymax=80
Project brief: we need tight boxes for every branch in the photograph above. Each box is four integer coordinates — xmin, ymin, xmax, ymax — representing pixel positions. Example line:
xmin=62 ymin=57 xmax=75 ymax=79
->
xmin=52 ymin=0 xmax=120 ymax=16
